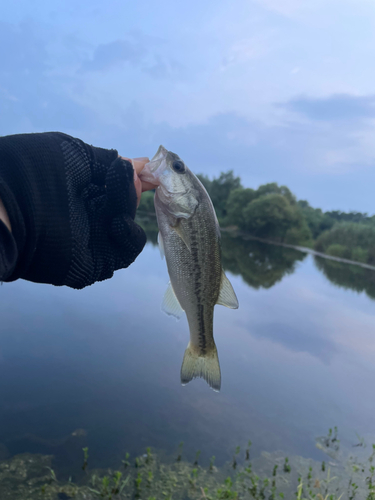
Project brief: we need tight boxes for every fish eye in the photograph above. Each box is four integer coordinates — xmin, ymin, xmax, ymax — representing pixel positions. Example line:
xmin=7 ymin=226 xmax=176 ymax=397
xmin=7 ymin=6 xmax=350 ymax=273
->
xmin=172 ymin=160 xmax=185 ymax=173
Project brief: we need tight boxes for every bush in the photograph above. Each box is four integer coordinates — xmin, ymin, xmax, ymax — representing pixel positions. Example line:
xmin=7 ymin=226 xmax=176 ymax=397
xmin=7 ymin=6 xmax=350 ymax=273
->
xmin=284 ymin=219 xmax=313 ymax=246
xmin=351 ymin=247 xmax=368 ymax=263
xmin=325 ymin=244 xmax=349 ymax=259
xmin=315 ymin=222 xmax=375 ymax=264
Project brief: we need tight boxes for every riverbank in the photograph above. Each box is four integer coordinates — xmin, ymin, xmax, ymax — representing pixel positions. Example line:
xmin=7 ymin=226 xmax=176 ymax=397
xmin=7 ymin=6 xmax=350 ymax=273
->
xmin=1 ymin=430 xmax=374 ymax=500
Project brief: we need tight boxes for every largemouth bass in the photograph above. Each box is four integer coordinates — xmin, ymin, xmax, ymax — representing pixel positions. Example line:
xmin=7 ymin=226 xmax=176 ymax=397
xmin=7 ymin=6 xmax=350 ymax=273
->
xmin=140 ymin=146 xmax=239 ymax=391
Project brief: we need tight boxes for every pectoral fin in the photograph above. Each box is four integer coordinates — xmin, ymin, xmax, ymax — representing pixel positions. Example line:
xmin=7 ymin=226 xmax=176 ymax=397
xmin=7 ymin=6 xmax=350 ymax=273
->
xmin=216 ymin=271 xmax=239 ymax=309
xmin=162 ymin=282 xmax=184 ymax=319
xmin=172 ymin=221 xmax=191 ymax=252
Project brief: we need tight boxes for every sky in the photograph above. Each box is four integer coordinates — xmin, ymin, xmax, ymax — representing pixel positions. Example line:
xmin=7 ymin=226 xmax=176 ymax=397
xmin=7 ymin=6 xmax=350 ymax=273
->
xmin=1 ymin=0 xmax=375 ymax=212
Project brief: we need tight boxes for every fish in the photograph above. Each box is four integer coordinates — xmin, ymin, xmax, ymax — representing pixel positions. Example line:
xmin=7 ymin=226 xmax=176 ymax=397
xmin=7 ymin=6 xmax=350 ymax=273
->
xmin=140 ymin=146 xmax=239 ymax=391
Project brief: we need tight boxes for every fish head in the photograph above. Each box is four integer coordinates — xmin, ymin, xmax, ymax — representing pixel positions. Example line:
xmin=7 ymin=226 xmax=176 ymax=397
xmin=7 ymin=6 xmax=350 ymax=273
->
xmin=141 ymin=145 xmax=199 ymax=218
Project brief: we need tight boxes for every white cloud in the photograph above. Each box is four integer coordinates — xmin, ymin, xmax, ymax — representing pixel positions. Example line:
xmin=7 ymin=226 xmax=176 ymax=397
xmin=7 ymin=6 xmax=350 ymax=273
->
xmin=221 ymin=35 xmax=273 ymax=70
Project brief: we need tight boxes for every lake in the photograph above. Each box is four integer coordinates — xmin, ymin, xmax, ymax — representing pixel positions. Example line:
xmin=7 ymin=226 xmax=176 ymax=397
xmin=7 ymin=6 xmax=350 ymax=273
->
xmin=0 ymin=232 xmax=375 ymax=478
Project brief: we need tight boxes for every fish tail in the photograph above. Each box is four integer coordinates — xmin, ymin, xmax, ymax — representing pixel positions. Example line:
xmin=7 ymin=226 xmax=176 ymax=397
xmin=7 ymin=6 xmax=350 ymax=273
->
xmin=180 ymin=342 xmax=221 ymax=392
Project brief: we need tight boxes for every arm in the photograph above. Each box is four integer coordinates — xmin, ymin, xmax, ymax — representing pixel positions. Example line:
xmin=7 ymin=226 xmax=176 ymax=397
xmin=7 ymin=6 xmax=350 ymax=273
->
xmin=0 ymin=133 xmax=156 ymax=288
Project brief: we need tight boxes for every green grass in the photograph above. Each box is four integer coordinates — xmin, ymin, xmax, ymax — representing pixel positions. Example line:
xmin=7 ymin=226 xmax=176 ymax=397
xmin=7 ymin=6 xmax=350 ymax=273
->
xmin=16 ymin=429 xmax=373 ymax=500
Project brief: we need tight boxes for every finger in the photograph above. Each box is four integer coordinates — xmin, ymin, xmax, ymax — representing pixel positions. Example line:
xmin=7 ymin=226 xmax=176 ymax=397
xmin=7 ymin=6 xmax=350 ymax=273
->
xmin=120 ymin=157 xmax=145 ymax=207
xmin=134 ymin=169 xmax=142 ymax=207
xmin=141 ymin=180 xmax=158 ymax=192
xmin=120 ymin=156 xmax=150 ymax=176
xmin=132 ymin=157 xmax=149 ymax=175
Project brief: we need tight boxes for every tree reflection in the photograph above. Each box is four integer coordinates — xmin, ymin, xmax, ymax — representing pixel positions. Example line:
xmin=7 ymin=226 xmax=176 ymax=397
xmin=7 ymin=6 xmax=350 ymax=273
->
xmin=314 ymin=256 xmax=375 ymax=300
xmin=221 ymin=233 xmax=306 ymax=289
xmin=139 ymin=218 xmax=306 ymax=288
xmin=139 ymin=217 xmax=375 ymax=297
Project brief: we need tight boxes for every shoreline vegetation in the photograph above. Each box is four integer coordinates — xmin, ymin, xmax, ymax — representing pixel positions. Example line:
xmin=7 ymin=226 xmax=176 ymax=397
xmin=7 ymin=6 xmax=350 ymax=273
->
xmin=1 ymin=429 xmax=375 ymax=500
xmin=137 ymin=171 xmax=375 ymax=267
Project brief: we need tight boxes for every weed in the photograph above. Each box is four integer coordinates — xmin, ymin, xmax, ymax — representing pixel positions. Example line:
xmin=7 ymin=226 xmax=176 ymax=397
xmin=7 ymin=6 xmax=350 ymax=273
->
xmin=245 ymin=440 xmax=252 ymax=461
xmin=146 ymin=447 xmax=153 ymax=465
xmin=283 ymin=457 xmax=291 ymax=473
xmin=147 ymin=470 xmax=153 ymax=487
xmin=176 ymin=441 xmax=184 ymax=462
xmin=135 ymin=472 xmax=142 ymax=498
xmin=82 ymin=447 xmax=89 ymax=471
xmin=232 ymin=446 xmax=240 ymax=470
xmin=122 ymin=452 xmax=130 ymax=469
xmin=45 ymin=466 xmax=57 ymax=482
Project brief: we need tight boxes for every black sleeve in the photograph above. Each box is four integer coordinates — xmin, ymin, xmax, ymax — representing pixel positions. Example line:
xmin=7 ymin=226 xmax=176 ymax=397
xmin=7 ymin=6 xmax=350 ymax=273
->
xmin=0 ymin=220 xmax=18 ymax=281
xmin=0 ymin=132 xmax=147 ymax=289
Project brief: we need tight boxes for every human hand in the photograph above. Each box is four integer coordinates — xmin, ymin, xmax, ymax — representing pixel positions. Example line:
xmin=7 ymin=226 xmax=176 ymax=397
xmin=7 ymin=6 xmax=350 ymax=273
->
xmin=120 ymin=156 xmax=158 ymax=207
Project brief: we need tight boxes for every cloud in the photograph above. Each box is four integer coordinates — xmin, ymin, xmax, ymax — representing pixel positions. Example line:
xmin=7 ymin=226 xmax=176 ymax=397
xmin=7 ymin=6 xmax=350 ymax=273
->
xmin=1 ymin=17 xmax=374 ymax=214
xmin=0 ymin=22 xmax=94 ymax=134
xmin=0 ymin=21 xmax=49 ymax=74
xmin=281 ymin=94 xmax=375 ymax=121
xmin=254 ymin=322 xmax=337 ymax=363
xmin=253 ymin=0 xmax=370 ymax=19
xmin=221 ymin=35 xmax=272 ymax=69
xmin=79 ymin=36 xmax=182 ymax=79
xmin=80 ymin=39 xmax=146 ymax=72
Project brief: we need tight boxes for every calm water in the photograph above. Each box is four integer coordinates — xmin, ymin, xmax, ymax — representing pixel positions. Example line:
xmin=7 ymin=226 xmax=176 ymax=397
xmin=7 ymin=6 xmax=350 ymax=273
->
xmin=1 ymin=233 xmax=375 ymax=476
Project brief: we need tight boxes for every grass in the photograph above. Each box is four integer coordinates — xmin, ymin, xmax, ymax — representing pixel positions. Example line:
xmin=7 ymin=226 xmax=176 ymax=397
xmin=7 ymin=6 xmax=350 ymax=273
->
xmin=20 ymin=429 xmax=372 ymax=500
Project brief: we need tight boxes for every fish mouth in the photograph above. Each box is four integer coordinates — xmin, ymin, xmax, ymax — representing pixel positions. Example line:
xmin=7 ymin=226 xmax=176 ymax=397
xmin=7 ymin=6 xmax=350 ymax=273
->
xmin=139 ymin=159 xmax=163 ymax=185
xmin=151 ymin=145 xmax=168 ymax=162
xmin=138 ymin=145 xmax=168 ymax=185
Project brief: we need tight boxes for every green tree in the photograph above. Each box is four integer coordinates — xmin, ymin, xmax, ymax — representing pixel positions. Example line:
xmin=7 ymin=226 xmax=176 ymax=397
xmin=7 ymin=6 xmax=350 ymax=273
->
xmin=226 ymin=188 xmax=256 ymax=227
xmin=297 ymin=200 xmax=335 ymax=239
xmin=137 ymin=190 xmax=155 ymax=215
xmin=255 ymin=183 xmax=296 ymax=205
xmin=242 ymin=194 xmax=300 ymax=241
xmin=196 ymin=173 xmax=212 ymax=193
xmin=284 ymin=216 xmax=312 ymax=246
xmin=198 ymin=171 xmax=242 ymax=220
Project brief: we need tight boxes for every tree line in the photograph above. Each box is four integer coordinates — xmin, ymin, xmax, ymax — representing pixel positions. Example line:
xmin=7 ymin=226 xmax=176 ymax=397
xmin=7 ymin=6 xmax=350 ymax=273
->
xmin=137 ymin=170 xmax=375 ymax=266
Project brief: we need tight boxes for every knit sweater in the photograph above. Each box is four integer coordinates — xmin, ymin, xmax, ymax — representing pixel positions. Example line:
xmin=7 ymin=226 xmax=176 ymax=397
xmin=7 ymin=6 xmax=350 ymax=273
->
xmin=0 ymin=132 xmax=146 ymax=289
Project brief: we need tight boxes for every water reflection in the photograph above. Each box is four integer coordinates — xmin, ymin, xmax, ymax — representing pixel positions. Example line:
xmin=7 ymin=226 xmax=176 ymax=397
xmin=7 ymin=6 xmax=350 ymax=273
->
xmin=141 ymin=219 xmax=306 ymax=289
xmin=314 ymin=256 xmax=375 ymax=300
xmin=140 ymin=217 xmax=375 ymax=299
xmin=221 ymin=233 xmax=306 ymax=289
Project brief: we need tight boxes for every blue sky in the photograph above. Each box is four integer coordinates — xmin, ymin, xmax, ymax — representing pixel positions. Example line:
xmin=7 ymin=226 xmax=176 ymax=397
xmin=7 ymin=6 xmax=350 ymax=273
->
xmin=1 ymin=0 xmax=375 ymax=212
